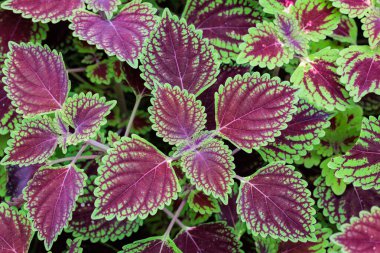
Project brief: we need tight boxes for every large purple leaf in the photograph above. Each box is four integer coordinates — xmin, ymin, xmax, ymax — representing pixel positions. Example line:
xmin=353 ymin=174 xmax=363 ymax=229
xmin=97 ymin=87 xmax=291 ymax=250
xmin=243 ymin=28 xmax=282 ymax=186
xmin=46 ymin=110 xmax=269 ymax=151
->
xmin=362 ymin=9 xmax=380 ymax=47
xmin=314 ymin=177 xmax=380 ymax=227
xmin=24 ymin=165 xmax=87 ymax=250
xmin=0 ymin=203 xmax=34 ymax=253
xmin=1 ymin=0 xmax=84 ymax=23
xmin=329 ymin=116 xmax=380 ymax=190
xmin=173 ymin=222 xmax=241 ymax=253
xmin=70 ymin=1 xmax=157 ymax=68
xmin=93 ymin=135 xmax=180 ymax=221
xmin=216 ymin=72 xmax=298 ymax=152
xmin=120 ymin=237 xmax=181 ymax=253
xmin=60 ymin=92 xmax=116 ymax=145
xmin=331 ymin=0 xmax=373 ymax=18
xmin=337 ymin=46 xmax=380 ymax=102
xmin=6 ymin=164 xmax=40 ymax=199
xmin=259 ymin=100 xmax=330 ymax=164
xmin=181 ymin=139 xmax=234 ymax=203
xmin=3 ymin=43 xmax=69 ymax=116
xmin=330 ymin=15 xmax=357 ymax=44
xmin=259 ymin=0 xmax=296 ymax=14
xmin=331 ymin=207 xmax=380 ymax=253
xmin=85 ymin=0 xmax=121 ymax=17
xmin=140 ymin=10 xmax=220 ymax=96
xmin=1 ymin=116 xmax=60 ymax=166
xmin=182 ymin=0 xmax=261 ymax=63
xmin=291 ymin=48 xmax=350 ymax=111
xmin=149 ymin=84 xmax=206 ymax=145
xmin=237 ymin=162 xmax=316 ymax=242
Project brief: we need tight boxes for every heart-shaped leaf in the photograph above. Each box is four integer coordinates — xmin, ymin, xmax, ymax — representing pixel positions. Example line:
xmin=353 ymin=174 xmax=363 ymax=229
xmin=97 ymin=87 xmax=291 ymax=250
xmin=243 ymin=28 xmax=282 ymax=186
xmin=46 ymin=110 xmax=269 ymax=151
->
xmin=331 ymin=0 xmax=373 ymax=18
xmin=120 ymin=237 xmax=181 ymax=253
xmin=362 ymin=9 xmax=380 ymax=47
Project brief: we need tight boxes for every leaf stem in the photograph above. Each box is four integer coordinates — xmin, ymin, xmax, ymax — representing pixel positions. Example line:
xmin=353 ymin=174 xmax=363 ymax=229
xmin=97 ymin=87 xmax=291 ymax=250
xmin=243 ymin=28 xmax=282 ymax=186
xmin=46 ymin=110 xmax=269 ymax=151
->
xmin=163 ymin=197 xmax=187 ymax=241
xmin=70 ymin=144 xmax=89 ymax=166
xmin=69 ymin=72 xmax=89 ymax=85
xmin=125 ymin=94 xmax=143 ymax=137
xmin=163 ymin=208 xmax=188 ymax=231
xmin=47 ymin=155 xmax=99 ymax=166
xmin=87 ymin=139 xmax=110 ymax=152
xmin=67 ymin=67 xmax=86 ymax=73
xmin=232 ymin=148 xmax=241 ymax=155
xmin=114 ymin=82 xmax=128 ymax=117
xmin=234 ymin=175 xmax=247 ymax=183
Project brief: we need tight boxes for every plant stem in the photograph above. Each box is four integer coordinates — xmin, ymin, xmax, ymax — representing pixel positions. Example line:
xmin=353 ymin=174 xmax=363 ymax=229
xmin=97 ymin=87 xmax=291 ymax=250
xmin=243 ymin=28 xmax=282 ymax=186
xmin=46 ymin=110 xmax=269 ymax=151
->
xmin=163 ymin=197 xmax=187 ymax=241
xmin=87 ymin=139 xmax=110 ymax=152
xmin=47 ymin=155 xmax=99 ymax=166
xmin=67 ymin=67 xmax=86 ymax=73
xmin=103 ymin=243 xmax=119 ymax=252
xmin=125 ymin=94 xmax=143 ymax=137
xmin=114 ymin=82 xmax=128 ymax=117
xmin=234 ymin=175 xmax=246 ymax=183
xmin=163 ymin=208 xmax=188 ymax=231
xmin=70 ymin=144 xmax=89 ymax=166
xmin=69 ymin=72 xmax=88 ymax=85
xmin=232 ymin=148 xmax=241 ymax=155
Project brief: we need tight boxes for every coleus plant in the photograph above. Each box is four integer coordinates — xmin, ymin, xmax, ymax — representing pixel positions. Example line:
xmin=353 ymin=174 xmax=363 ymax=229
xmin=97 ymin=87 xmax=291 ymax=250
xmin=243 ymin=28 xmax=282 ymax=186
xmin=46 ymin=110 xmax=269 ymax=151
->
xmin=0 ymin=0 xmax=379 ymax=253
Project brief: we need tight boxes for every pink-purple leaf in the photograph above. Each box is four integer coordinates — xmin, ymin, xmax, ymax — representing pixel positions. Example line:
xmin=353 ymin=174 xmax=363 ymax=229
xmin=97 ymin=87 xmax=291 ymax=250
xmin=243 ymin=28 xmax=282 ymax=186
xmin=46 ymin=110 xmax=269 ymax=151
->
xmin=149 ymin=84 xmax=206 ymax=145
xmin=330 ymin=15 xmax=358 ymax=44
xmin=237 ymin=162 xmax=316 ymax=242
xmin=24 ymin=165 xmax=87 ymax=250
xmin=362 ymin=9 xmax=380 ymax=47
xmin=331 ymin=0 xmax=373 ymax=18
xmin=1 ymin=0 xmax=84 ymax=23
xmin=331 ymin=207 xmax=380 ymax=253
xmin=1 ymin=116 xmax=59 ymax=166
xmin=0 ymin=203 xmax=34 ymax=253
xmin=120 ymin=237 xmax=181 ymax=253
xmin=85 ymin=0 xmax=121 ymax=17
xmin=140 ymin=9 xmax=220 ymax=96
xmin=70 ymin=1 xmax=157 ymax=68
xmin=173 ymin=222 xmax=242 ymax=253
xmin=3 ymin=43 xmax=69 ymax=116
xmin=93 ymin=135 xmax=180 ymax=221
xmin=216 ymin=72 xmax=298 ymax=152
xmin=181 ymin=139 xmax=234 ymax=203
xmin=182 ymin=0 xmax=261 ymax=63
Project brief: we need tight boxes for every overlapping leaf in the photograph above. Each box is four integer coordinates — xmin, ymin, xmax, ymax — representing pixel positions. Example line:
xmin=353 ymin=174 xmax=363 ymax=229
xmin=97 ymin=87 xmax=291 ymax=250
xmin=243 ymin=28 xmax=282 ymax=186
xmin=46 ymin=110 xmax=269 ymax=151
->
xmin=120 ymin=237 xmax=181 ymax=253
xmin=259 ymin=0 xmax=296 ymax=14
xmin=329 ymin=116 xmax=380 ymax=190
xmin=70 ymin=1 xmax=157 ymax=68
xmin=320 ymin=158 xmax=347 ymax=195
xmin=330 ymin=15 xmax=357 ymax=44
xmin=188 ymin=190 xmax=220 ymax=215
xmin=216 ymin=72 xmax=298 ymax=152
xmin=259 ymin=100 xmax=330 ymax=163
xmin=141 ymin=10 xmax=219 ymax=96
xmin=182 ymin=0 xmax=261 ymax=62
xmin=3 ymin=43 xmax=69 ymax=116
xmin=237 ymin=162 xmax=316 ymax=242
xmin=337 ymin=46 xmax=380 ymax=102
xmin=93 ymin=135 xmax=180 ymax=221
xmin=362 ymin=9 xmax=380 ymax=47
xmin=85 ymin=0 xmax=121 ymax=17
xmin=24 ymin=165 xmax=87 ymax=250
xmin=149 ymin=85 xmax=206 ymax=145
xmin=331 ymin=0 xmax=373 ymax=18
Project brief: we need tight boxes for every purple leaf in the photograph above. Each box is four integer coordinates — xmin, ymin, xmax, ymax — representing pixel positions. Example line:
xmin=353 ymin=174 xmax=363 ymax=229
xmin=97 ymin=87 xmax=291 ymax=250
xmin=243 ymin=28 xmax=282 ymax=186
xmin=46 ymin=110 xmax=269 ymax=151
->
xmin=0 ymin=71 xmax=21 ymax=134
xmin=70 ymin=1 xmax=157 ymax=68
xmin=216 ymin=72 xmax=298 ymax=152
xmin=3 ymin=43 xmax=69 ymax=116
xmin=218 ymin=186 xmax=240 ymax=229
xmin=329 ymin=116 xmax=380 ymax=190
xmin=93 ymin=135 xmax=180 ymax=221
xmin=237 ymin=162 xmax=316 ymax=241
xmin=60 ymin=92 xmax=116 ymax=145
xmin=120 ymin=237 xmax=181 ymax=253
xmin=140 ymin=9 xmax=220 ymax=96
xmin=121 ymin=63 xmax=147 ymax=96
xmin=259 ymin=100 xmax=330 ymax=163
xmin=314 ymin=176 xmax=380 ymax=226
xmin=6 ymin=164 xmax=40 ymax=198
xmin=331 ymin=207 xmax=380 ymax=253
xmin=85 ymin=60 xmax=113 ymax=85
xmin=149 ymin=84 xmax=206 ymax=145
xmin=181 ymin=139 xmax=234 ymax=203
xmin=174 ymin=222 xmax=241 ymax=253
xmin=188 ymin=190 xmax=220 ymax=215
xmin=1 ymin=0 xmax=84 ymax=23
xmin=0 ymin=203 xmax=33 ymax=253
xmin=331 ymin=0 xmax=373 ymax=18
xmin=337 ymin=46 xmax=380 ymax=102
xmin=1 ymin=116 xmax=60 ymax=166
xmin=24 ymin=165 xmax=87 ymax=250
xmin=362 ymin=9 xmax=380 ymax=47
xmin=259 ymin=0 xmax=296 ymax=14
xmin=330 ymin=15 xmax=358 ymax=44
xmin=85 ymin=0 xmax=121 ymax=17
xmin=182 ymin=0 xmax=261 ymax=62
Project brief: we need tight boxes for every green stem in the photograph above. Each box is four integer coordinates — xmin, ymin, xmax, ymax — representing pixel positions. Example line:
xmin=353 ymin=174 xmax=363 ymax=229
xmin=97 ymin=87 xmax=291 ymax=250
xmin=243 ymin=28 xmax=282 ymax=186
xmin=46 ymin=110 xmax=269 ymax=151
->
xmin=114 ymin=82 xmax=128 ymax=117
xmin=125 ymin=94 xmax=143 ymax=137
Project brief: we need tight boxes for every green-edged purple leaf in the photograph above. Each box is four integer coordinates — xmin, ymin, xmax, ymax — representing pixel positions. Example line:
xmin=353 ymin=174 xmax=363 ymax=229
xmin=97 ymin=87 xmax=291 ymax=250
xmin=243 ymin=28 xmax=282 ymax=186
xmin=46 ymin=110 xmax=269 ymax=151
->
xmin=24 ymin=165 xmax=87 ymax=250
xmin=140 ymin=10 xmax=219 ymax=96
xmin=182 ymin=0 xmax=261 ymax=63
xmin=237 ymin=21 xmax=293 ymax=69
xmin=188 ymin=190 xmax=220 ymax=215
xmin=1 ymin=0 xmax=84 ymax=23
xmin=60 ymin=92 xmax=116 ymax=145
xmin=314 ymin=177 xmax=380 ymax=227
xmin=65 ymin=238 xmax=83 ymax=253
xmin=3 ymin=43 xmax=69 ymax=116
xmin=293 ymin=0 xmax=340 ymax=41
xmin=259 ymin=0 xmax=296 ymax=14
xmin=149 ymin=84 xmax=206 ymax=145
xmin=258 ymin=100 xmax=330 ymax=164
xmin=0 ymin=10 xmax=48 ymax=57
xmin=173 ymin=222 xmax=242 ymax=253
xmin=216 ymin=72 xmax=298 ymax=152
xmin=337 ymin=46 xmax=380 ymax=102
xmin=362 ymin=8 xmax=380 ymax=47
xmin=291 ymin=48 xmax=350 ymax=111
xmin=331 ymin=0 xmax=373 ymax=18
xmin=85 ymin=0 xmax=121 ymax=17
xmin=237 ymin=162 xmax=316 ymax=242
xmin=67 ymin=176 xmax=142 ymax=243
xmin=1 ymin=116 xmax=59 ymax=166
xmin=329 ymin=116 xmax=380 ymax=190
xmin=0 ymin=72 xmax=21 ymax=134
xmin=330 ymin=15 xmax=357 ymax=44
xmin=6 ymin=164 xmax=40 ymax=199
xmin=0 ymin=203 xmax=33 ymax=253
xmin=93 ymin=135 xmax=180 ymax=221
xmin=181 ymin=139 xmax=234 ymax=203
xmin=70 ymin=1 xmax=157 ymax=68
xmin=331 ymin=207 xmax=380 ymax=253
xmin=120 ymin=237 xmax=181 ymax=253
xmin=85 ymin=60 xmax=113 ymax=85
